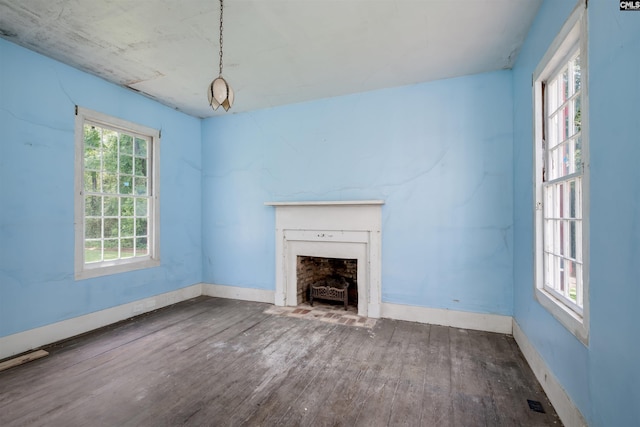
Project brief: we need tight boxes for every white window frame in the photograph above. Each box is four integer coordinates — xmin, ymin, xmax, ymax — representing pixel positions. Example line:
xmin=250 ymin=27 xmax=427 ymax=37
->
xmin=74 ymin=107 xmax=160 ymax=280
xmin=533 ymin=0 xmax=589 ymax=344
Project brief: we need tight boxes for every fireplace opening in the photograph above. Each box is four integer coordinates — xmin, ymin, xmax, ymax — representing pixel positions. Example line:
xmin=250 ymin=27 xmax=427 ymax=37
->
xmin=296 ymin=256 xmax=358 ymax=309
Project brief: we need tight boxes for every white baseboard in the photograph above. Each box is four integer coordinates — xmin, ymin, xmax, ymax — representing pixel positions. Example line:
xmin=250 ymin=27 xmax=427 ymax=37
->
xmin=0 ymin=284 xmax=202 ymax=361
xmin=202 ymin=283 xmax=275 ymax=304
xmin=380 ymin=302 xmax=513 ymax=334
xmin=512 ymin=320 xmax=587 ymax=427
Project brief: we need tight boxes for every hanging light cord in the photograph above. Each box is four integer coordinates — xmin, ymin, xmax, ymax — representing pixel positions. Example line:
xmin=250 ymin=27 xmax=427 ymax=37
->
xmin=218 ymin=0 xmax=224 ymax=77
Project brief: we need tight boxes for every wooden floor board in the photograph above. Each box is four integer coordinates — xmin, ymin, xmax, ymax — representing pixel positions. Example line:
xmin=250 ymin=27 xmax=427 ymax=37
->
xmin=0 ymin=297 xmax=561 ymax=426
xmin=386 ymin=322 xmax=432 ymax=426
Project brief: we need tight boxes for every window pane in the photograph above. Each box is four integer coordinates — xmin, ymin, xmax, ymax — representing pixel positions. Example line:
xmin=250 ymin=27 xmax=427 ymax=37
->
xmin=121 ymin=218 xmax=134 ymax=237
xmin=136 ymin=237 xmax=148 ymax=256
xmin=558 ymin=257 xmax=565 ymax=292
xmin=84 ymin=125 xmax=101 ymax=149
xmin=104 ymin=218 xmax=118 ymax=238
xmin=567 ymin=260 xmax=577 ymax=302
xmin=562 ymin=105 xmax=569 ymax=142
xmin=575 ymin=177 xmax=583 ymax=219
xmin=548 ymin=80 xmax=558 ymax=113
xmin=135 ymin=198 xmax=148 ymax=217
xmin=119 ymin=175 xmax=133 ymax=194
xmin=136 ymin=218 xmax=148 ymax=237
xmin=544 ymin=253 xmax=554 ymax=287
xmin=104 ymin=148 xmax=118 ymax=173
xmin=103 ymin=131 xmax=118 ymax=166
xmin=104 ymin=196 xmax=118 ymax=216
xmin=576 ymin=263 xmax=583 ymax=306
xmin=135 ymin=158 xmax=147 ymax=177
xmin=85 ymin=218 xmax=102 ymax=239
xmin=568 ymin=181 xmax=576 ymax=218
xmin=575 ymin=219 xmax=583 ymax=261
xmin=120 ymin=134 xmax=133 ymax=155
xmin=562 ymin=68 xmax=569 ymax=102
xmin=84 ymin=150 xmax=101 ymax=171
xmin=134 ymin=178 xmax=147 ymax=195
xmin=544 ymin=219 xmax=553 ymax=252
xmin=574 ymin=95 xmax=582 ymax=134
xmin=544 ymin=186 xmax=553 ymax=218
xmin=103 ymin=173 xmax=117 ymax=193
xmin=104 ymin=239 xmax=119 ymax=260
xmin=85 ymin=195 xmax=101 ymax=216
xmin=548 ymin=146 xmax=557 ymax=180
xmin=569 ymin=220 xmax=577 ymax=259
xmin=84 ymin=171 xmax=101 ymax=192
xmin=549 ymin=113 xmax=558 ymax=148
xmin=559 ymin=220 xmax=565 ymax=256
xmin=135 ymin=138 xmax=147 ymax=157
xmin=120 ymin=155 xmax=133 ymax=175
xmin=85 ymin=240 xmax=102 ymax=263
xmin=121 ymin=197 xmax=134 ymax=216
xmin=121 ymin=238 xmax=134 ymax=258
xmin=575 ymin=136 xmax=583 ymax=173
xmin=573 ymin=55 xmax=581 ymax=93
xmin=560 ymin=183 xmax=571 ymax=218
xmin=569 ymin=140 xmax=577 ymax=175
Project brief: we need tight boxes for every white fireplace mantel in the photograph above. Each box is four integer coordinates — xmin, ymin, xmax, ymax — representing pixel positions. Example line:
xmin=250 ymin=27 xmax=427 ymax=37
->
xmin=266 ymin=200 xmax=383 ymax=318
xmin=265 ymin=200 xmax=385 ymax=206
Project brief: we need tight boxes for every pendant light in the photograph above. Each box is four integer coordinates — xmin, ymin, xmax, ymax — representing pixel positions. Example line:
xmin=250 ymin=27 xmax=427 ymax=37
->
xmin=208 ymin=0 xmax=234 ymax=111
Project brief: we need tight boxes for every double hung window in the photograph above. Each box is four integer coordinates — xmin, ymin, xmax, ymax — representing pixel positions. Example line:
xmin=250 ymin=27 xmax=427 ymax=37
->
xmin=74 ymin=108 xmax=160 ymax=279
xmin=533 ymin=1 xmax=588 ymax=343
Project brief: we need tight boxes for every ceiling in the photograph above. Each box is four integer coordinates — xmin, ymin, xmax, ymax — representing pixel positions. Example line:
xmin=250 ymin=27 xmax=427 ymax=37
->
xmin=0 ymin=0 xmax=542 ymax=118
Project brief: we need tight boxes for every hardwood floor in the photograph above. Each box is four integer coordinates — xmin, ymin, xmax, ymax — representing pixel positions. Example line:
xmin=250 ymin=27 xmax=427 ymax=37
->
xmin=0 ymin=296 xmax=561 ymax=426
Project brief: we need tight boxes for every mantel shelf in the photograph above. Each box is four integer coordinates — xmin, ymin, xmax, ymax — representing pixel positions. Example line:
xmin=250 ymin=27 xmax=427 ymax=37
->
xmin=265 ymin=200 xmax=384 ymax=207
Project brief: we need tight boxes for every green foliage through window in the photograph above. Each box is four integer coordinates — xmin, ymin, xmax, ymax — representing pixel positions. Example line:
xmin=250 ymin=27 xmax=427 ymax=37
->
xmin=83 ymin=122 xmax=152 ymax=263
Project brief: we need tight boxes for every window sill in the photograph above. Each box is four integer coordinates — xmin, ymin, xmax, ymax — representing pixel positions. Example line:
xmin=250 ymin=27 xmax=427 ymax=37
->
xmin=535 ymin=287 xmax=589 ymax=345
xmin=75 ymin=258 xmax=160 ymax=280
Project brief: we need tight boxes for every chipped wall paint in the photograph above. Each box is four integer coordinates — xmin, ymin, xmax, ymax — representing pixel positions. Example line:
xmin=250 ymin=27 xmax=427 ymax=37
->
xmin=0 ymin=38 xmax=203 ymax=338
xmin=201 ymin=70 xmax=514 ymax=317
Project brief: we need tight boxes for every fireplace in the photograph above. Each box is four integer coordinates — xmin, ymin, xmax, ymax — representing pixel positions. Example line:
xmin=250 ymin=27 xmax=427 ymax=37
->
xmin=297 ymin=256 xmax=358 ymax=308
xmin=265 ymin=200 xmax=383 ymax=318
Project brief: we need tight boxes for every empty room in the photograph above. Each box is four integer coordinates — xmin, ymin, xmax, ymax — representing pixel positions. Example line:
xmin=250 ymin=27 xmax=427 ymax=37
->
xmin=0 ymin=0 xmax=638 ymax=426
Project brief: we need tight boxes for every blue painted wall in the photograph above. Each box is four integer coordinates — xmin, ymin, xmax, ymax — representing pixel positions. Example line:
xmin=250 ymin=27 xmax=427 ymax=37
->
xmin=4 ymin=1 xmax=638 ymax=423
xmin=513 ymin=0 xmax=640 ymax=425
xmin=202 ymin=71 xmax=514 ymax=316
xmin=0 ymin=39 xmax=203 ymax=338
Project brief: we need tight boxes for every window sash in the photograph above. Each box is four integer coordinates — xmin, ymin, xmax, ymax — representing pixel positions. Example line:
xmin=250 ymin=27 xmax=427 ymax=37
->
xmin=82 ymin=121 xmax=153 ymax=266
xmin=75 ymin=107 xmax=160 ymax=280
xmin=540 ymin=46 xmax=584 ymax=316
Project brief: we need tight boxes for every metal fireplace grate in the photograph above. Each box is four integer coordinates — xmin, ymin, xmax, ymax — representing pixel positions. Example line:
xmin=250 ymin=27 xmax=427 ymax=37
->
xmin=310 ymin=276 xmax=349 ymax=310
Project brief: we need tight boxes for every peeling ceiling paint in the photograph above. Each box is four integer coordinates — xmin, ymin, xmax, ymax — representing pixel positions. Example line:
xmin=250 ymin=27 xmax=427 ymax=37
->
xmin=0 ymin=0 xmax=542 ymax=118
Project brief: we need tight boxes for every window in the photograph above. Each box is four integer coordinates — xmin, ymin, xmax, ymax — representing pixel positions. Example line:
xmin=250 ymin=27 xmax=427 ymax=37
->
xmin=533 ymin=0 xmax=588 ymax=343
xmin=75 ymin=108 xmax=160 ymax=279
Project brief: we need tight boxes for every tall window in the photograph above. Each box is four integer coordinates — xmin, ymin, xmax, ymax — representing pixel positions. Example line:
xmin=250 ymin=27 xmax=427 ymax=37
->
xmin=75 ymin=108 xmax=160 ymax=279
xmin=533 ymin=1 xmax=588 ymax=343
xmin=543 ymin=50 xmax=583 ymax=311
